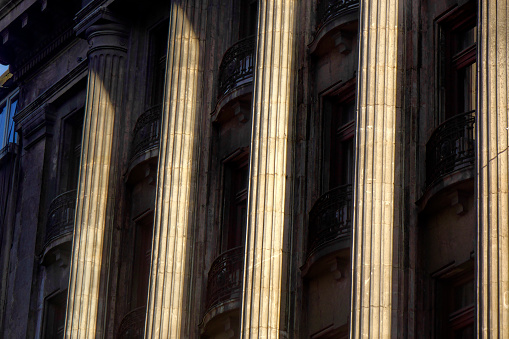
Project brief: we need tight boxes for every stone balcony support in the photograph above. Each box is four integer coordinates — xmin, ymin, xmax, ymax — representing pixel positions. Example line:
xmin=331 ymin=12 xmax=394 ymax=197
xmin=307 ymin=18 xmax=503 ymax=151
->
xmin=350 ymin=0 xmax=405 ymax=337
xmin=64 ymin=16 xmax=128 ymax=338
xmin=240 ymin=0 xmax=296 ymax=337
xmin=144 ymin=1 xmax=208 ymax=338
xmin=477 ymin=0 xmax=509 ymax=336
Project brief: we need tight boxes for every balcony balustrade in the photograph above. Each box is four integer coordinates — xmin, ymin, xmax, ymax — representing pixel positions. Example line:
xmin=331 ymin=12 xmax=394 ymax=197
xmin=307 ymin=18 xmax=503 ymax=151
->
xmin=130 ymin=105 xmax=162 ymax=160
xmin=45 ymin=189 xmax=77 ymax=245
xmin=426 ymin=110 xmax=475 ymax=186
xmin=316 ymin=0 xmax=360 ymax=29
xmin=308 ymin=184 xmax=352 ymax=255
xmin=217 ymin=36 xmax=256 ymax=101
xmin=205 ymin=246 xmax=244 ymax=312
xmin=117 ymin=306 xmax=146 ymax=339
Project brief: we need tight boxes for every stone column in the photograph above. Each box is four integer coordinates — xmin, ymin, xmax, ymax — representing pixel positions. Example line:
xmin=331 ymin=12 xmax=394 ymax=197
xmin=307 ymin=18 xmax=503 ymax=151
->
xmin=477 ymin=1 xmax=509 ymax=336
xmin=65 ymin=19 xmax=128 ymax=338
xmin=144 ymin=1 xmax=207 ymax=338
xmin=240 ymin=0 xmax=296 ymax=338
xmin=350 ymin=0 xmax=404 ymax=338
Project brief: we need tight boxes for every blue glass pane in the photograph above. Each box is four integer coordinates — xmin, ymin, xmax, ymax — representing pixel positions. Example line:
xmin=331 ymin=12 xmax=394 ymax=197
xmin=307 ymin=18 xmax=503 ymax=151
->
xmin=8 ymin=99 xmax=17 ymax=143
xmin=0 ymin=104 xmax=6 ymax=148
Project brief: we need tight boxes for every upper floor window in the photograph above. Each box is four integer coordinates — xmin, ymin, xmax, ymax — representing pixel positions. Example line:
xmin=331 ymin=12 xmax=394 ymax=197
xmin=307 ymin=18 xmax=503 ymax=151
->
xmin=146 ymin=20 xmax=169 ymax=107
xmin=59 ymin=110 xmax=83 ymax=192
xmin=43 ymin=290 xmax=66 ymax=339
xmin=0 ymin=90 xmax=18 ymax=150
xmin=435 ymin=267 xmax=474 ymax=338
xmin=437 ymin=2 xmax=477 ymax=122
xmin=239 ymin=0 xmax=258 ymax=39
xmin=322 ymin=80 xmax=356 ymax=190
xmin=221 ymin=150 xmax=249 ymax=252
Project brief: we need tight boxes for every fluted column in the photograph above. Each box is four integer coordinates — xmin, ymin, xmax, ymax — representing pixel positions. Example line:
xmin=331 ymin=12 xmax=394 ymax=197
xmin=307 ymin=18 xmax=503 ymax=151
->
xmin=350 ymin=0 xmax=404 ymax=338
xmin=240 ymin=1 xmax=296 ymax=338
xmin=477 ymin=1 xmax=509 ymax=336
xmin=144 ymin=1 xmax=207 ymax=338
xmin=64 ymin=21 xmax=128 ymax=338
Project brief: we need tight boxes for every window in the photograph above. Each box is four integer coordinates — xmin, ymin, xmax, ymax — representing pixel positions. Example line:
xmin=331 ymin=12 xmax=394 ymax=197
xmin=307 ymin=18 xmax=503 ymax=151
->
xmin=221 ymin=150 xmax=249 ymax=252
xmin=435 ymin=268 xmax=475 ymax=338
xmin=131 ymin=213 xmax=153 ymax=308
xmin=437 ymin=2 xmax=477 ymax=122
xmin=0 ymin=90 xmax=18 ymax=150
xmin=146 ymin=20 xmax=169 ymax=107
xmin=59 ymin=111 xmax=83 ymax=192
xmin=43 ymin=290 xmax=66 ymax=339
xmin=239 ymin=0 xmax=258 ymax=39
xmin=323 ymin=80 xmax=356 ymax=190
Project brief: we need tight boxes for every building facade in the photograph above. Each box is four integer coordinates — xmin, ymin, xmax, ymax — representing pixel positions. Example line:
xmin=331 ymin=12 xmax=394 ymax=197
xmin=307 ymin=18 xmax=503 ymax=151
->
xmin=0 ymin=0 xmax=507 ymax=338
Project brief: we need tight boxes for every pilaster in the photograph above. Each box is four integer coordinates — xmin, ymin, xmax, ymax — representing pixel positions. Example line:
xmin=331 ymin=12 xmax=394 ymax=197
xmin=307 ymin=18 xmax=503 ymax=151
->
xmin=477 ymin=0 xmax=509 ymax=336
xmin=143 ymin=1 xmax=207 ymax=338
xmin=350 ymin=0 xmax=405 ymax=337
xmin=64 ymin=14 xmax=128 ymax=338
xmin=240 ymin=0 xmax=296 ymax=337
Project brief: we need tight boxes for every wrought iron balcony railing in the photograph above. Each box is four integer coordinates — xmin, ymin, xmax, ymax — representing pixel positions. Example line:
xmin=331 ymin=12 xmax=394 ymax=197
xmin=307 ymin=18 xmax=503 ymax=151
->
xmin=426 ymin=110 xmax=475 ymax=186
xmin=206 ymin=246 xmax=244 ymax=312
xmin=217 ymin=36 xmax=256 ymax=100
xmin=45 ymin=189 xmax=77 ymax=245
xmin=308 ymin=184 xmax=353 ymax=255
xmin=316 ymin=0 xmax=360 ymax=29
xmin=117 ymin=306 xmax=146 ymax=339
xmin=131 ymin=105 xmax=162 ymax=159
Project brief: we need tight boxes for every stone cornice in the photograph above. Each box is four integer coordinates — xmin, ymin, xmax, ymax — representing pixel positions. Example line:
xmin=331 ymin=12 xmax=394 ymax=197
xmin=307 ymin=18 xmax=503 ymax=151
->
xmin=13 ymin=24 xmax=76 ymax=81
xmin=18 ymin=102 xmax=56 ymax=150
xmin=14 ymin=60 xmax=87 ymax=126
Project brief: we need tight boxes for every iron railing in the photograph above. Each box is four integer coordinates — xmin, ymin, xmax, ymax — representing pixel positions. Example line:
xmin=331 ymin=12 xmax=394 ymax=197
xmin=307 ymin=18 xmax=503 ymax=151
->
xmin=308 ymin=184 xmax=353 ymax=255
xmin=316 ymin=0 xmax=360 ymax=29
xmin=426 ymin=110 xmax=475 ymax=186
xmin=206 ymin=246 xmax=244 ymax=312
xmin=131 ymin=105 xmax=162 ymax=159
xmin=117 ymin=306 xmax=146 ymax=339
xmin=45 ymin=189 xmax=77 ymax=245
xmin=217 ymin=36 xmax=256 ymax=100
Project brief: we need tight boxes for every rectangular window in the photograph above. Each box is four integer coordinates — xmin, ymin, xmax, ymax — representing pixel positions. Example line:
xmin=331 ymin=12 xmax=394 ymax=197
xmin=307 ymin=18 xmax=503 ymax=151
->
xmin=59 ymin=110 xmax=83 ymax=192
xmin=435 ymin=269 xmax=475 ymax=338
xmin=221 ymin=150 xmax=249 ymax=252
xmin=322 ymin=79 xmax=356 ymax=190
xmin=0 ymin=90 xmax=19 ymax=150
xmin=437 ymin=2 xmax=477 ymax=122
xmin=43 ymin=290 xmax=67 ymax=339
xmin=147 ymin=20 xmax=169 ymax=107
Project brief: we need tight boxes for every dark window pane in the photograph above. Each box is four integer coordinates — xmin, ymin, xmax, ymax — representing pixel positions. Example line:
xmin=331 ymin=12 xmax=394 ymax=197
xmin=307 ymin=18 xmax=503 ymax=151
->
xmin=0 ymin=103 xmax=6 ymax=147
xmin=8 ymin=98 xmax=17 ymax=143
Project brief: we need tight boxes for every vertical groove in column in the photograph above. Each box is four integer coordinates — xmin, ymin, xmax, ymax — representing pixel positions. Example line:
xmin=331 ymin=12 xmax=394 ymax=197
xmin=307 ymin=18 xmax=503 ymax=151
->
xmin=144 ymin=0 xmax=207 ymax=338
xmin=477 ymin=0 xmax=509 ymax=337
xmin=65 ymin=21 xmax=128 ymax=337
xmin=240 ymin=0 xmax=296 ymax=338
xmin=350 ymin=0 xmax=404 ymax=338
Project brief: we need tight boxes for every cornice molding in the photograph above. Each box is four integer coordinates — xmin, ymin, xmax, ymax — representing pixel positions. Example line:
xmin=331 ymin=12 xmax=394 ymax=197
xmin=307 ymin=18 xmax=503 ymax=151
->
xmin=14 ymin=60 xmax=87 ymax=126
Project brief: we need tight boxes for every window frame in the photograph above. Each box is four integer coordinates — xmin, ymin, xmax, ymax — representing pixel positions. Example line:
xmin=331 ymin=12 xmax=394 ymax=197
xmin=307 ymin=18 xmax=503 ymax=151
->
xmin=436 ymin=2 xmax=477 ymax=123
xmin=0 ymin=88 xmax=19 ymax=150
xmin=220 ymin=148 xmax=250 ymax=253
xmin=321 ymin=78 xmax=356 ymax=191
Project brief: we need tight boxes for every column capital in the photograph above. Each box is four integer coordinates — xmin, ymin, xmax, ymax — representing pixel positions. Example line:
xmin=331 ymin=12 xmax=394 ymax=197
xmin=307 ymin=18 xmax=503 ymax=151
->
xmin=74 ymin=7 xmax=128 ymax=55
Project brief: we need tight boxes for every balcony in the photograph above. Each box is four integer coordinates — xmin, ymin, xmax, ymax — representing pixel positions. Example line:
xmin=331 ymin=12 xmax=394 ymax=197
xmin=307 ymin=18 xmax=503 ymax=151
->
xmin=130 ymin=105 xmax=162 ymax=160
xmin=45 ymin=189 xmax=77 ymax=246
xmin=117 ymin=306 xmax=146 ymax=339
xmin=316 ymin=0 xmax=360 ymax=29
xmin=126 ymin=105 xmax=162 ymax=183
xmin=216 ymin=36 xmax=256 ymax=112
xmin=205 ymin=246 xmax=244 ymax=315
xmin=426 ymin=111 xmax=475 ymax=187
xmin=308 ymin=184 xmax=353 ymax=256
